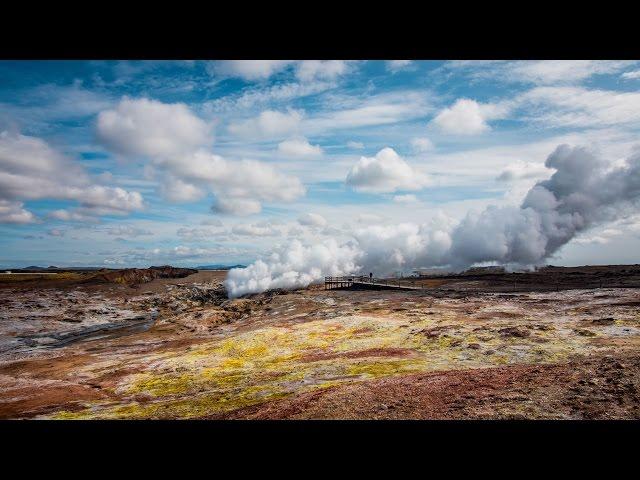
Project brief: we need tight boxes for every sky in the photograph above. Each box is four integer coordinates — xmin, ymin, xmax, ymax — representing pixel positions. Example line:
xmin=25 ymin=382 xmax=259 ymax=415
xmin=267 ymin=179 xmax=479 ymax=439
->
xmin=1 ymin=59 xmax=640 ymax=270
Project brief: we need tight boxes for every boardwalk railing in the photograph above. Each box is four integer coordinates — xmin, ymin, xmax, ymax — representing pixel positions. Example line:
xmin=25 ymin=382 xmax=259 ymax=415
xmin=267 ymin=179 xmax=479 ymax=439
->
xmin=324 ymin=275 xmax=423 ymax=290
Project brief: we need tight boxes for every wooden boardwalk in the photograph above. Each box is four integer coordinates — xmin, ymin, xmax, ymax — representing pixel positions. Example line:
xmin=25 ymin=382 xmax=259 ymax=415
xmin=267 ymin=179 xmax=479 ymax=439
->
xmin=324 ymin=275 xmax=424 ymax=291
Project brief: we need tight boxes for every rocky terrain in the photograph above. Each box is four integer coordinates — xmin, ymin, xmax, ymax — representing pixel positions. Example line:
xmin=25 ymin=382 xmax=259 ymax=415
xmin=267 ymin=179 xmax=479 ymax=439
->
xmin=0 ymin=265 xmax=639 ymax=419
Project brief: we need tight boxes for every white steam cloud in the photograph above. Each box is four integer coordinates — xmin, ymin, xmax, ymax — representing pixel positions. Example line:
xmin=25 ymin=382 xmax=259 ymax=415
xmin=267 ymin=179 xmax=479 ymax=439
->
xmin=224 ymin=145 xmax=640 ymax=298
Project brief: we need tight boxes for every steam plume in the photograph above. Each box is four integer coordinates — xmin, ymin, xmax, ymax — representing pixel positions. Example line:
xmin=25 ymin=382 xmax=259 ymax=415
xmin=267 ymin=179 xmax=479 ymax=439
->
xmin=224 ymin=145 xmax=640 ymax=298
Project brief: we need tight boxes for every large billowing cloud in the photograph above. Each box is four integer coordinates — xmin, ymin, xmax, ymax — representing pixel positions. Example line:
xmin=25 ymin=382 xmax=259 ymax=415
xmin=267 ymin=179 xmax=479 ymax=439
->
xmin=0 ymin=130 xmax=143 ymax=222
xmin=96 ymin=98 xmax=305 ymax=215
xmin=346 ymin=147 xmax=429 ymax=193
xmin=155 ymin=151 xmax=305 ymax=216
xmin=225 ymin=144 xmax=640 ymax=297
xmin=96 ymin=97 xmax=212 ymax=157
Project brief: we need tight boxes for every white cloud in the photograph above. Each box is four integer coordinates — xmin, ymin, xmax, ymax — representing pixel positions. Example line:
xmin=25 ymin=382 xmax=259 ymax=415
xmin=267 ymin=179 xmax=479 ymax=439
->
xmin=517 ymin=86 xmax=640 ymax=128
xmin=160 ymin=177 xmax=206 ymax=203
xmin=0 ymin=81 xmax=112 ymax=127
xmin=574 ymin=228 xmax=624 ymax=245
xmin=228 ymin=109 xmax=303 ymax=139
xmin=0 ymin=131 xmax=143 ymax=222
xmin=211 ymin=197 xmax=262 ymax=216
xmin=298 ymin=213 xmax=327 ymax=227
xmin=277 ymin=136 xmax=323 ymax=157
xmin=295 ymin=61 xmax=350 ymax=82
xmin=232 ymin=222 xmax=282 ymax=237
xmin=622 ymin=70 xmax=640 ymax=80
xmin=497 ymin=161 xmax=551 ymax=182
xmin=201 ymin=217 xmax=224 ymax=226
xmin=448 ymin=60 xmax=637 ymax=85
xmin=203 ymin=81 xmax=333 ymax=114
xmin=0 ymin=200 xmax=36 ymax=224
xmin=386 ymin=60 xmax=412 ymax=72
xmin=96 ymin=99 xmax=306 ymax=216
xmin=47 ymin=228 xmax=65 ymax=237
xmin=209 ymin=60 xmax=294 ymax=81
xmin=411 ymin=137 xmax=434 ymax=153
xmin=357 ymin=213 xmax=384 ymax=224
xmin=347 ymin=141 xmax=364 ymax=149
xmin=507 ymin=60 xmax=633 ymax=85
xmin=176 ymin=226 xmax=223 ymax=241
xmin=48 ymin=209 xmax=95 ymax=222
xmin=305 ymin=91 xmax=431 ymax=133
xmin=73 ymin=185 xmax=144 ymax=215
xmin=393 ymin=194 xmax=419 ymax=204
xmin=431 ymin=98 xmax=506 ymax=135
xmin=107 ymin=225 xmax=153 ymax=237
xmin=96 ymin=97 xmax=211 ymax=157
xmin=157 ymin=151 xmax=305 ymax=206
xmin=346 ymin=147 xmax=429 ymax=193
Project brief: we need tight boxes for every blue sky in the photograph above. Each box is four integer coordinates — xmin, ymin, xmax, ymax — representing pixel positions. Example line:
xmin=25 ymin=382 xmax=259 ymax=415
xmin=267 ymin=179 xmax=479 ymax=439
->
xmin=1 ymin=60 xmax=640 ymax=269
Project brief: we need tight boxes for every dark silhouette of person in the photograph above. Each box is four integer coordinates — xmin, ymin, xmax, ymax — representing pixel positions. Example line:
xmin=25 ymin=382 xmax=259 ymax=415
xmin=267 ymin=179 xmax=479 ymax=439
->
xmin=369 ymin=272 xmax=373 ymax=282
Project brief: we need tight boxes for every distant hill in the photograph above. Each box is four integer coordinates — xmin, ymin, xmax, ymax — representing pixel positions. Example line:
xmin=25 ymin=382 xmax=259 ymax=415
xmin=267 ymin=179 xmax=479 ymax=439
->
xmin=196 ymin=264 xmax=245 ymax=270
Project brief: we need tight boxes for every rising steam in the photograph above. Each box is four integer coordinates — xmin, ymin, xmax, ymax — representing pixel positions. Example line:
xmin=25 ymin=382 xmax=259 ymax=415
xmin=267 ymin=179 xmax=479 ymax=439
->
xmin=224 ymin=145 xmax=640 ymax=298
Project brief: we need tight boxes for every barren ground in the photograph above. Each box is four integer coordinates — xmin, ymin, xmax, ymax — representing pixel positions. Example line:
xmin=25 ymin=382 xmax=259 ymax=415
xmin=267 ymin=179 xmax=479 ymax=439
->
xmin=1 ymin=267 xmax=639 ymax=419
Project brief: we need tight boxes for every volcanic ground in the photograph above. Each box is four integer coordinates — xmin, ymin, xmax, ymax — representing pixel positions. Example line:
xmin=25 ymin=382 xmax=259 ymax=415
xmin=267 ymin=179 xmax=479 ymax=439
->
xmin=1 ymin=266 xmax=639 ymax=419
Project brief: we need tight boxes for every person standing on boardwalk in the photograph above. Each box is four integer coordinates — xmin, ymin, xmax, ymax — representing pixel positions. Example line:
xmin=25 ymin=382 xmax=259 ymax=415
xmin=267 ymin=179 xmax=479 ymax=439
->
xmin=369 ymin=272 xmax=373 ymax=283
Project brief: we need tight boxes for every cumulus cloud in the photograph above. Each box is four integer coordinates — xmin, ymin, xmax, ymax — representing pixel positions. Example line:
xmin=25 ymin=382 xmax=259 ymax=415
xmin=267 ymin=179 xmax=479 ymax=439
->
xmin=106 ymin=225 xmax=153 ymax=237
xmin=295 ymin=61 xmax=350 ymax=82
xmin=0 ymin=200 xmax=36 ymax=224
xmin=232 ymin=222 xmax=282 ymax=237
xmin=160 ymin=177 xmax=206 ymax=203
xmin=346 ymin=147 xmax=429 ymax=193
xmin=96 ymin=97 xmax=211 ymax=157
xmin=228 ymin=109 xmax=303 ymax=139
xmin=205 ymin=60 xmax=353 ymax=84
xmin=103 ymin=244 xmax=251 ymax=267
xmin=201 ymin=217 xmax=224 ymax=227
xmin=448 ymin=60 xmax=636 ymax=86
xmin=211 ymin=197 xmax=262 ymax=216
xmin=393 ymin=194 xmax=419 ymax=204
xmin=347 ymin=141 xmax=364 ymax=149
xmin=622 ymin=70 xmax=640 ymax=80
xmin=225 ymin=144 xmax=640 ymax=297
xmin=411 ymin=137 xmax=434 ymax=153
xmin=48 ymin=209 xmax=96 ymax=222
xmin=574 ymin=228 xmax=624 ymax=245
xmin=497 ymin=161 xmax=551 ymax=181
xmin=176 ymin=226 xmax=224 ymax=241
xmin=431 ymin=98 xmax=506 ymax=135
xmin=298 ymin=213 xmax=327 ymax=227
xmin=386 ymin=60 xmax=412 ymax=72
xmin=208 ymin=60 xmax=294 ymax=81
xmin=516 ymin=86 xmax=640 ymax=129
xmin=47 ymin=228 xmax=65 ymax=237
xmin=504 ymin=61 xmax=633 ymax=85
xmin=0 ymin=131 xmax=143 ymax=223
xmin=277 ymin=137 xmax=323 ymax=157
xmin=155 ymin=151 xmax=304 ymax=215
xmin=96 ymin=99 xmax=305 ymax=216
